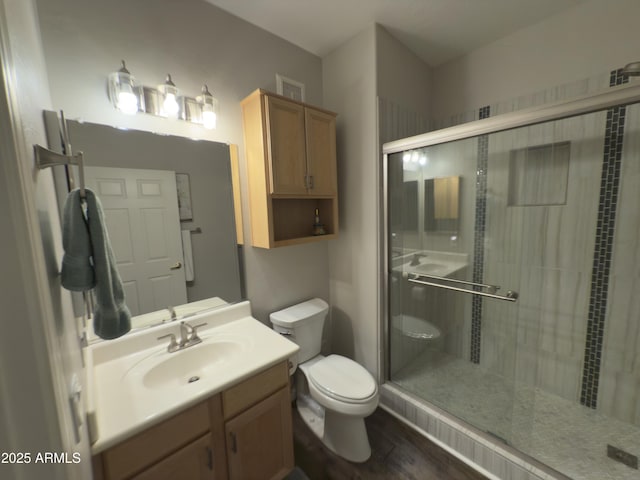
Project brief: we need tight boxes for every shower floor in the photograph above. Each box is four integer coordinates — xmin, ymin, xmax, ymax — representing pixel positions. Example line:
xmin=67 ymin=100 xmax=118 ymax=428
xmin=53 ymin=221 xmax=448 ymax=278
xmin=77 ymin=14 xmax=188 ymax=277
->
xmin=393 ymin=349 xmax=640 ymax=480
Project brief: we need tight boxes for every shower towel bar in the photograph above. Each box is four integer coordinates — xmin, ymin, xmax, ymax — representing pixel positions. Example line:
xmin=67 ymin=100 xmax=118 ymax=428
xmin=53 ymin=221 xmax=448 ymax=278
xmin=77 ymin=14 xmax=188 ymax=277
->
xmin=408 ymin=273 xmax=501 ymax=294
xmin=405 ymin=272 xmax=519 ymax=302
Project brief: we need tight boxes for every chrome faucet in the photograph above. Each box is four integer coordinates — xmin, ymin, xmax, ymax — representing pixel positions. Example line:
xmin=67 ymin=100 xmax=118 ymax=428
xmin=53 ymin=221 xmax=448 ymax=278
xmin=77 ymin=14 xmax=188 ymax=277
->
xmin=167 ymin=306 xmax=177 ymax=321
xmin=157 ymin=321 xmax=208 ymax=353
xmin=409 ymin=253 xmax=427 ymax=266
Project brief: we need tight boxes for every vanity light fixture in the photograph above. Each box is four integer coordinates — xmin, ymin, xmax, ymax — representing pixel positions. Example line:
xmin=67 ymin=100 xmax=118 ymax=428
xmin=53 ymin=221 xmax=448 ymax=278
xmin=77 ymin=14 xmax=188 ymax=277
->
xmin=197 ymin=85 xmax=219 ymax=130
xmin=107 ymin=60 xmax=140 ymax=115
xmin=158 ymin=74 xmax=180 ymax=118
xmin=107 ymin=62 xmax=219 ymax=128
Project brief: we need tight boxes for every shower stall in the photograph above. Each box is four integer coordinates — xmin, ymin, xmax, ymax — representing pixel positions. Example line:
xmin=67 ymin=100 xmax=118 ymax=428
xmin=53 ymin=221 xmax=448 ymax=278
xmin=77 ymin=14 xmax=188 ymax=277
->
xmin=382 ymin=79 xmax=640 ymax=480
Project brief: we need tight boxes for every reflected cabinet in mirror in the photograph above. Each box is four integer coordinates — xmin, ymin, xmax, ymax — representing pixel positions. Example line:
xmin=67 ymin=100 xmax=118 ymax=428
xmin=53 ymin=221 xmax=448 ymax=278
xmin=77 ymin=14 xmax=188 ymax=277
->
xmin=424 ymin=176 xmax=460 ymax=233
xmin=44 ymin=111 xmax=243 ymax=332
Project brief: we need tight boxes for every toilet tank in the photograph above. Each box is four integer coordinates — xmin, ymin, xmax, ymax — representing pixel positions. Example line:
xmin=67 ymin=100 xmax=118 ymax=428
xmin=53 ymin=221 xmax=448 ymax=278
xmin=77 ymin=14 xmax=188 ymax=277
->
xmin=270 ymin=298 xmax=329 ymax=363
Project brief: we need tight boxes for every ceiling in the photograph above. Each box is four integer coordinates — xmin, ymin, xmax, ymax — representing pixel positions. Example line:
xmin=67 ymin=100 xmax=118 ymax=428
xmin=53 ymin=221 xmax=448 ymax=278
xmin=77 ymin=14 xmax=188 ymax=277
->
xmin=205 ymin=0 xmax=585 ymax=67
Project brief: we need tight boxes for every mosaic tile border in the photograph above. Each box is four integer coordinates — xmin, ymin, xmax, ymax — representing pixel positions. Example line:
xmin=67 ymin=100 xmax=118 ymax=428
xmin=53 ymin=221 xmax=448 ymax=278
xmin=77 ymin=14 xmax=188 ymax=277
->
xmin=580 ymin=68 xmax=628 ymax=408
xmin=471 ymin=105 xmax=491 ymax=363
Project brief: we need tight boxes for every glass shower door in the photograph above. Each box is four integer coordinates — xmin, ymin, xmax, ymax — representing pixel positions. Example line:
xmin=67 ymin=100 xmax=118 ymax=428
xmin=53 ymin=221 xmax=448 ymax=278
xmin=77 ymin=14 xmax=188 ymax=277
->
xmin=387 ymin=135 xmax=525 ymax=445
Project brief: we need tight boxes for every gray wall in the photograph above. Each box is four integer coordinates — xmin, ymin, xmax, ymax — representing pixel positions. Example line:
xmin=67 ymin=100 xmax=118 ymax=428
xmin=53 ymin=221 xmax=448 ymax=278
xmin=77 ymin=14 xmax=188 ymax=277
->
xmin=36 ymin=0 xmax=329 ymax=324
xmin=324 ymin=25 xmax=379 ymax=373
xmin=323 ymin=24 xmax=433 ymax=377
xmin=0 ymin=0 xmax=89 ymax=477
xmin=431 ymin=0 xmax=640 ymax=121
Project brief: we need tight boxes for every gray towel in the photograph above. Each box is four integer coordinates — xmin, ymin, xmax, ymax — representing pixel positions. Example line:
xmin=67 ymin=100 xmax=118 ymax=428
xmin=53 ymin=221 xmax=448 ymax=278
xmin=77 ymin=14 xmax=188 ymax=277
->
xmin=61 ymin=189 xmax=95 ymax=291
xmin=61 ymin=188 xmax=131 ymax=339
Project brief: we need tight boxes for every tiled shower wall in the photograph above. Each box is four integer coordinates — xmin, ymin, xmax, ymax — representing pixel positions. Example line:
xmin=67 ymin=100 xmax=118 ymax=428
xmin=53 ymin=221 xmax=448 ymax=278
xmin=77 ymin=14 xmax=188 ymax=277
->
xmin=448 ymin=71 xmax=640 ymax=425
xmin=481 ymin=109 xmax=607 ymax=403
xmin=478 ymin=72 xmax=640 ymax=424
xmin=599 ymin=100 xmax=640 ymax=425
xmin=384 ymin=70 xmax=640 ymax=480
xmin=386 ymin=71 xmax=640 ymax=425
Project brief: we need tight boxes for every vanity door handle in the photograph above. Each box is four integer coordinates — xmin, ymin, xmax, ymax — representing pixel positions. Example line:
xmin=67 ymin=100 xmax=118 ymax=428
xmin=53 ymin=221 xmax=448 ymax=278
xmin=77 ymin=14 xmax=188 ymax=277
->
xmin=229 ymin=431 xmax=237 ymax=454
xmin=205 ymin=446 xmax=213 ymax=471
xmin=169 ymin=261 xmax=182 ymax=270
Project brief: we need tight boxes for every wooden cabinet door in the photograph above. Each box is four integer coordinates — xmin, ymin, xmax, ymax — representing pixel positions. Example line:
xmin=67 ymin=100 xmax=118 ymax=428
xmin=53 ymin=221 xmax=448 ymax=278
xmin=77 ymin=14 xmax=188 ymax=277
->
xmin=132 ymin=434 xmax=215 ymax=480
xmin=265 ymin=95 xmax=307 ymax=195
xmin=304 ymin=107 xmax=337 ymax=196
xmin=225 ymin=387 xmax=294 ymax=480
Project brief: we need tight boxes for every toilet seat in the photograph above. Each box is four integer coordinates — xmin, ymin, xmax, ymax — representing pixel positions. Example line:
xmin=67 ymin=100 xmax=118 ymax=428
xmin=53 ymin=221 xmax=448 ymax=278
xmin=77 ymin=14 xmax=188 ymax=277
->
xmin=307 ymin=355 xmax=377 ymax=404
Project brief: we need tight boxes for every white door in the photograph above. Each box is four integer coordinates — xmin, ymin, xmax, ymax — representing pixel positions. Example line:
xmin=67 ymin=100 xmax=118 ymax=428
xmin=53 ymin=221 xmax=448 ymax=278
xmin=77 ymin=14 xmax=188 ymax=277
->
xmin=84 ymin=166 xmax=187 ymax=315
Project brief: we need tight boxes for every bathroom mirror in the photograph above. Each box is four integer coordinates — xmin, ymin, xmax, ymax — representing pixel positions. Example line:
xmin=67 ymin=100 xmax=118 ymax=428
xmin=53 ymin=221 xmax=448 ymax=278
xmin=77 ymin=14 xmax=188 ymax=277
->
xmin=424 ymin=176 xmax=460 ymax=233
xmin=44 ymin=111 xmax=244 ymax=331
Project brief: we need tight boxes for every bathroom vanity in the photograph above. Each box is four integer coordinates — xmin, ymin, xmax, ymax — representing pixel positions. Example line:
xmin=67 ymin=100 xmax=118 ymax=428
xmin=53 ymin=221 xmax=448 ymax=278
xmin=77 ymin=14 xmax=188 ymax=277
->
xmin=87 ymin=301 xmax=298 ymax=480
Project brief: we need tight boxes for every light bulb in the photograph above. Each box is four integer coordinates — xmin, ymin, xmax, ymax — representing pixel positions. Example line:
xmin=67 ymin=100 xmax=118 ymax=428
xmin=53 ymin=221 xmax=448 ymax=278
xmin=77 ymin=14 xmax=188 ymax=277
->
xmin=202 ymin=110 xmax=217 ymax=129
xmin=117 ymin=90 xmax=138 ymax=115
xmin=163 ymin=92 xmax=179 ymax=117
xmin=108 ymin=60 xmax=139 ymax=115
xmin=197 ymin=84 xmax=218 ymax=129
xmin=159 ymin=74 xmax=179 ymax=118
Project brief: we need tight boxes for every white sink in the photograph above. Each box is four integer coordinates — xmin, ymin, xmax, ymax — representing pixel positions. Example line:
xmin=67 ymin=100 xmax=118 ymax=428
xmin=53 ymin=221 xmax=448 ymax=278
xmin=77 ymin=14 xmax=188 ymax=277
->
xmin=134 ymin=338 xmax=248 ymax=390
xmin=411 ymin=262 xmax=451 ymax=276
xmin=87 ymin=300 xmax=299 ymax=454
xmin=395 ymin=250 xmax=468 ymax=278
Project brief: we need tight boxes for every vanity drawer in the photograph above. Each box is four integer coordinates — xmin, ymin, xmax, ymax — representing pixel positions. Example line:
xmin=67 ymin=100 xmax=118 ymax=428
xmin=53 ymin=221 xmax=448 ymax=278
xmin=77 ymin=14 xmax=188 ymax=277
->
xmin=100 ymin=400 xmax=211 ymax=480
xmin=222 ymin=361 xmax=289 ymax=420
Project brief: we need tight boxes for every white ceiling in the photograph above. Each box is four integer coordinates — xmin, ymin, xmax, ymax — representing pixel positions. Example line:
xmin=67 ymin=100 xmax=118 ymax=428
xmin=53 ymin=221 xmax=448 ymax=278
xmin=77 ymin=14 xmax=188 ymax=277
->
xmin=205 ymin=0 xmax=585 ymax=66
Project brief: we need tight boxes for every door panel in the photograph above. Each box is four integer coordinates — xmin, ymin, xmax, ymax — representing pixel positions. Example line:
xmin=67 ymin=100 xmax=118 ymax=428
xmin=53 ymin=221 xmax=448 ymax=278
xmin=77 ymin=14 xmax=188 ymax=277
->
xmin=85 ymin=166 xmax=187 ymax=315
xmin=304 ymin=108 xmax=337 ymax=196
xmin=265 ymin=95 xmax=307 ymax=195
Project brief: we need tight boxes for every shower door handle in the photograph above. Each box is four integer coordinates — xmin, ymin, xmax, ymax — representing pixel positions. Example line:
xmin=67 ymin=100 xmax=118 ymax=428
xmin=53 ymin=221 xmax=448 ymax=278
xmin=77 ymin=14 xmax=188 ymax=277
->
xmin=406 ymin=273 xmax=519 ymax=302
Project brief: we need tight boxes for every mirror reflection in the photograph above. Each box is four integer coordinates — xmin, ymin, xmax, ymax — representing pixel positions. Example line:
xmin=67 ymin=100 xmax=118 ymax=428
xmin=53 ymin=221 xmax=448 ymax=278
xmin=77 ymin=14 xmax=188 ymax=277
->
xmin=424 ymin=176 xmax=460 ymax=233
xmin=45 ymin=112 xmax=243 ymax=331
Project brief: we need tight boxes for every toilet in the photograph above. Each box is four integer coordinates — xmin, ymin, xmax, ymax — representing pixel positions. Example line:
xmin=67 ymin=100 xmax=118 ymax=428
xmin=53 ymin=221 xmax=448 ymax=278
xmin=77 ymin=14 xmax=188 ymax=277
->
xmin=392 ymin=314 xmax=441 ymax=341
xmin=270 ymin=298 xmax=379 ymax=463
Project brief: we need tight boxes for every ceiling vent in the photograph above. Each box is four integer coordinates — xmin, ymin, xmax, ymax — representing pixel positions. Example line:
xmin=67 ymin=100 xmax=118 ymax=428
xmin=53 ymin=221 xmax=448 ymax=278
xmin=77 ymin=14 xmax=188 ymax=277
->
xmin=276 ymin=74 xmax=305 ymax=102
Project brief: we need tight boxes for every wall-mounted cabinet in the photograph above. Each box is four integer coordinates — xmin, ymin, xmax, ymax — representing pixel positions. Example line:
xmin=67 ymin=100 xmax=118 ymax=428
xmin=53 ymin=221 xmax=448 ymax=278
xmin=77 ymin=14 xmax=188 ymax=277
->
xmin=242 ymin=89 xmax=338 ymax=248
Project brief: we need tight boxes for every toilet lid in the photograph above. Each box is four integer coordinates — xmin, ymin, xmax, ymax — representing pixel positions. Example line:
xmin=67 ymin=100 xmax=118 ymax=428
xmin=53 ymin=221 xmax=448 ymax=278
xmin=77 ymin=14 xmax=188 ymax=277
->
xmin=307 ymin=355 xmax=377 ymax=401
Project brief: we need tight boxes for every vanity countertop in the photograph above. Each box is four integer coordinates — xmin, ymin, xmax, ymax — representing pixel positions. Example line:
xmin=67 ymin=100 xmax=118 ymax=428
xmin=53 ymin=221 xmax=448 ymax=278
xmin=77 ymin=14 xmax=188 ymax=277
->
xmin=86 ymin=300 xmax=298 ymax=454
xmin=393 ymin=250 xmax=468 ymax=278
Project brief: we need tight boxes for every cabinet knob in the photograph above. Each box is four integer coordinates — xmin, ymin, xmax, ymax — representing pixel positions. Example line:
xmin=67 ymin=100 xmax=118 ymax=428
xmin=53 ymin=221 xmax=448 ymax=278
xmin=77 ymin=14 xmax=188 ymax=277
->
xmin=229 ymin=431 xmax=238 ymax=453
xmin=206 ymin=446 xmax=213 ymax=470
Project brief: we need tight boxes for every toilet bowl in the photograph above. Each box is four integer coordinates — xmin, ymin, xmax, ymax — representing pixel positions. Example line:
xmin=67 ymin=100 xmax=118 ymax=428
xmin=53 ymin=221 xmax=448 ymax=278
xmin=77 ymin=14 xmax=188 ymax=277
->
xmin=392 ymin=314 xmax=441 ymax=340
xmin=270 ymin=299 xmax=379 ymax=463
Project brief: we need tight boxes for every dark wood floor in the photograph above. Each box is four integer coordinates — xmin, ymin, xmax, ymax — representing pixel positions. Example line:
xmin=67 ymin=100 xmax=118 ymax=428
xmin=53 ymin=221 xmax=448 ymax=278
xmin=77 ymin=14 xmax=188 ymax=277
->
xmin=291 ymin=406 xmax=488 ymax=480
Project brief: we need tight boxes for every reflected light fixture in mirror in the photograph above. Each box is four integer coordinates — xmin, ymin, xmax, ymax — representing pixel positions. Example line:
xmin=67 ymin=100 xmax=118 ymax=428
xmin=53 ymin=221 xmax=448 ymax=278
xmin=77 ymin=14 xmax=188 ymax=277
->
xmin=158 ymin=74 xmax=180 ymax=118
xmin=107 ymin=60 xmax=139 ymax=115
xmin=197 ymin=85 xmax=219 ymax=130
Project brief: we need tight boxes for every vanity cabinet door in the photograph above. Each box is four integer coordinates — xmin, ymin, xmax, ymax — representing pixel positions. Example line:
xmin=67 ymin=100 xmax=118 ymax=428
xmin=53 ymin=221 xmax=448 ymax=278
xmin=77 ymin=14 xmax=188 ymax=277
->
xmin=132 ymin=434 xmax=214 ymax=480
xmin=225 ymin=387 xmax=294 ymax=480
xmin=98 ymin=401 xmax=211 ymax=480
